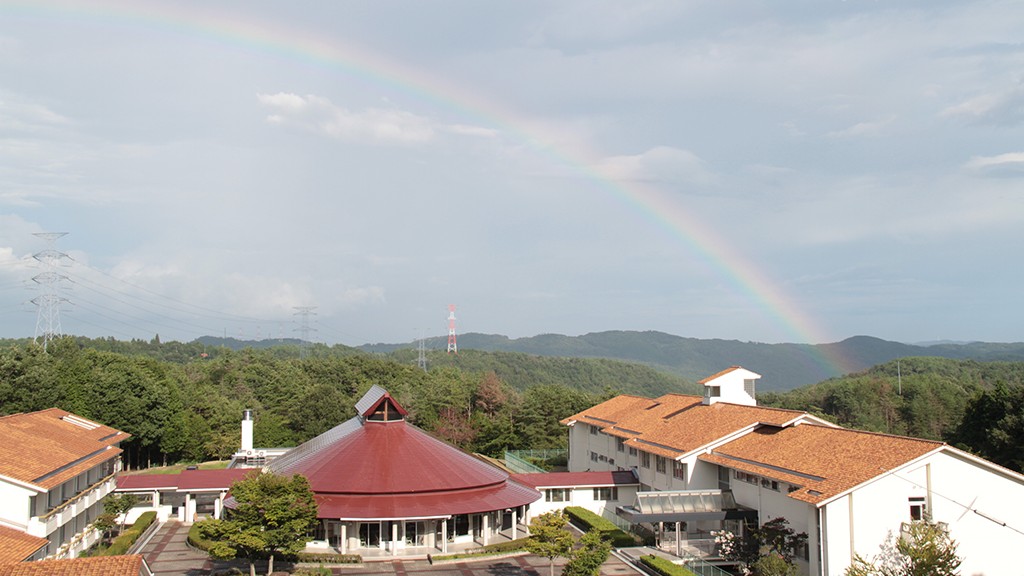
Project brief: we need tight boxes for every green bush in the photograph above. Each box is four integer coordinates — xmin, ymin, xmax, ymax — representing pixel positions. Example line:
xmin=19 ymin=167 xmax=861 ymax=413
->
xmin=640 ymin=554 xmax=698 ymax=576
xmin=101 ymin=511 xmax=157 ymax=556
xmin=563 ymin=507 xmax=637 ymax=547
xmin=293 ymin=551 xmax=362 ymax=564
xmin=188 ymin=519 xmax=217 ymax=552
xmin=293 ymin=567 xmax=333 ymax=576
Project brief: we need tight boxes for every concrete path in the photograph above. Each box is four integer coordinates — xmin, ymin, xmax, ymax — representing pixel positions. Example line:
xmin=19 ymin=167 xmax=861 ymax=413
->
xmin=137 ymin=521 xmax=645 ymax=576
xmin=139 ymin=520 xmax=217 ymax=576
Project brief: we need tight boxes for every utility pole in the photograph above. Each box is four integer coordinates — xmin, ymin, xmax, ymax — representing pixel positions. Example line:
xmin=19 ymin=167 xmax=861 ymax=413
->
xmin=446 ymin=305 xmax=458 ymax=354
xmin=417 ymin=333 xmax=428 ymax=372
xmin=293 ymin=306 xmax=317 ymax=358
xmin=31 ymin=232 xmax=69 ymax=352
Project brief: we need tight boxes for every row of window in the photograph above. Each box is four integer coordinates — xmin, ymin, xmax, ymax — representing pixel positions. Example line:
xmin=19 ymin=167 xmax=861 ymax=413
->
xmin=588 ymin=426 xmax=687 ymax=481
xmin=733 ymin=470 xmax=799 ymax=493
xmin=544 ymin=487 xmax=619 ymax=502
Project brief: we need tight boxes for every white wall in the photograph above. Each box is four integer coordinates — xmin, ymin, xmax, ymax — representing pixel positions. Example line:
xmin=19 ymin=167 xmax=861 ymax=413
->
xmin=820 ymin=450 xmax=1024 ymax=576
xmin=529 ymin=485 xmax=638 ymax=520
xmin=0 ymin=479 xmax=37 ymax=530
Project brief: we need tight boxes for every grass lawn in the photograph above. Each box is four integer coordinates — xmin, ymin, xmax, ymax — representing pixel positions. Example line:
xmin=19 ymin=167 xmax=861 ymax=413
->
xmin=123 ymin=460 xmax=230 ymax=475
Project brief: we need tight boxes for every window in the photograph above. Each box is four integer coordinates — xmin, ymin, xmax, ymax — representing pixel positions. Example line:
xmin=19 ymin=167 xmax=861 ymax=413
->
xmin=909 ymin=496 xmax=928 ymax=521
xmin=673 ymin=461 xmax=687 ymax=480
xmin=616 ymin=437 xmax=625 ymax=453
xmin=545 ymin=489 xmax=570 ymax=502
xmin=590 ymin=425 xmax=599 ymax=435
xmin=761 ymin=478 xmax=779 ymax=491
xmin=640 ymin=451 xmax=651 ymax=468
xmin=744 ymin=378 xmax=757 ymax=398
xmin=628 ymin=446 xmax=638 ymax=457
xmin=706 ymin=385 xmax=721 ymax=398
xmin=655 ymin=456 xmax=667 ymax=474
xmin=590 ymin=451 xmax=599 ymax=462
xmin=593 ymin=487 xmax=618 ymax=501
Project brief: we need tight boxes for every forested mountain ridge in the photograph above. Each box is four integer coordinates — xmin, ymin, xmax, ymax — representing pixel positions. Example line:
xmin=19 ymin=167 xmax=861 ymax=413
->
xmin=2 ymin=338 xmax=1022 ymax=475
xmin=360 ymin=331 xmax=1024 ymax=391
xmin=0 ymin=336 xmax=692 ymax=470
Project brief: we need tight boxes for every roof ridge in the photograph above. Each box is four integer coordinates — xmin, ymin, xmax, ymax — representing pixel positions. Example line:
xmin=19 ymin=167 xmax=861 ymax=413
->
xmin=795 ymin=422 xmax=945 ymax=445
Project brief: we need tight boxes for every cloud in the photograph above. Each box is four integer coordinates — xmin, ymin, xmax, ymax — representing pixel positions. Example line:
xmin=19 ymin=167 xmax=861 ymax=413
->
xmin=964 ymin=152 xmax=1024 ymax=177
xmin=942 ymin=83 xmax=1024 ymax=126
xmin=593 ymin=146 xmax=716 ymax=188
xmin=0 ymin=91 xmax=70 ymax=134
xmin=257 ymin=92 xmax=436 ymax=144
xmin=827 ymin=116 xmax=896 ymax=139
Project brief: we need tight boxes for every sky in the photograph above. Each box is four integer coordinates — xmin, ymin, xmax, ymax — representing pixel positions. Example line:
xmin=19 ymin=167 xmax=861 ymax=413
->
xmin=0 ymin=0 xmax=1022 ymax=348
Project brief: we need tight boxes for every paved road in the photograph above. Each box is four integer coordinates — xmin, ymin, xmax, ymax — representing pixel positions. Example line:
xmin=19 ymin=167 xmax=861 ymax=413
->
xmin=139 ymin=521 xmax=645 ymax=576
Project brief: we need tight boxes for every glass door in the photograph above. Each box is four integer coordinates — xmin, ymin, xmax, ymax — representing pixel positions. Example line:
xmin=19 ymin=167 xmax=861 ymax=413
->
xmin=359 ymin=522 xmax=381 ymax=548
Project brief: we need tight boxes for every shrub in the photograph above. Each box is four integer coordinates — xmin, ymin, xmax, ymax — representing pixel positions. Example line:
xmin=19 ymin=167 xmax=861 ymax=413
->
xmin=101 ymin=511 xmax=157 ymax=556
xmin=640 ymin=554 xmax=698 ymax=576
xmin=188 ymin=519 xmax=217 ymax=552
xmin=563 ymin=507 xmax=637 ymax=547
xmin=293 ymin=567 xmax=333 ymax=576
xmin=293 ymin=551 xmax=362 ymax=564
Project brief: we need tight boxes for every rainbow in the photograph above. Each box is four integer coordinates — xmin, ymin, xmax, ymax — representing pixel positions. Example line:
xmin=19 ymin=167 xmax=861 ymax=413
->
xmin=4 ymin=0 xmax=857 ymax=376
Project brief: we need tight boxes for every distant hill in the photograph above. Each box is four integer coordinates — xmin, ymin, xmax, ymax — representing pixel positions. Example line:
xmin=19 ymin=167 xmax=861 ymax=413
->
xmin=359 ymin=331 xmax=1024 ymax=391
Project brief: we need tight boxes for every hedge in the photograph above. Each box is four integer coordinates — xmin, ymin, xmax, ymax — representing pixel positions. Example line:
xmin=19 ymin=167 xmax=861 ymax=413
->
xmin=294 ymin=551 xmax=362 ymax=564
xmin=189 ymin=521 xmax=362 ymax=564
xmin=187 ymin=520 xmax=216 ymax=552
xmin=429 ymin=537 xmax=530 ymax=561
xmin=563 ymin=507 xmax=637 ymax=547
xmin=639 ymin=554 xmax=698 ymax=576
xmin=102 ymin=511 xmax=157 ymax=556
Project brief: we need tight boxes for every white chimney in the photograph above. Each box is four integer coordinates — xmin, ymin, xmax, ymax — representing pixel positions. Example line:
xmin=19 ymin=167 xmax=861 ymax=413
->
xmin=241 ymin=409 xmax=254 ymax=452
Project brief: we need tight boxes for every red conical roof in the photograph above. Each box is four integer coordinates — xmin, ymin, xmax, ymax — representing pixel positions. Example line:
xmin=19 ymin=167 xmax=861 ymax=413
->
xmin=268 ymin=388 xmax=540 ymax=519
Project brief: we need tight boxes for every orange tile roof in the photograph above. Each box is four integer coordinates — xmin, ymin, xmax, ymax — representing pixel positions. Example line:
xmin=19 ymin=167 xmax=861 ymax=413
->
xmin=697 ymin=366 xmax=742 ymax=384
xmin=0 ymin=408 xmax=129 ymax=490
xmin=562 ymin=393 xmax=816 ymax=458
xmin=700 ymin=424 xmax=943 ymax=505
xmin=0 ymin=526 xmax=46 ymax=565
xmin=0 ymin=554 xmax=147 ymax=576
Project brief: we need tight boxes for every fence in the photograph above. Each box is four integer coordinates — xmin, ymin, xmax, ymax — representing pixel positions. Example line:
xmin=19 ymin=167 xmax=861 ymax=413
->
xmin=503 ymin=449 xmax=567 ymax=473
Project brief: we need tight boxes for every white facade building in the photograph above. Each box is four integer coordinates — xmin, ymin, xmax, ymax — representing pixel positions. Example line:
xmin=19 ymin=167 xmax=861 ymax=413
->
xmin=563 ymin=366 xmax=1024 ymax=576
xmin=512 ymin=471 xmax=639 ymax=521
xmin=0 ymin=409 xmax=129 ymax=560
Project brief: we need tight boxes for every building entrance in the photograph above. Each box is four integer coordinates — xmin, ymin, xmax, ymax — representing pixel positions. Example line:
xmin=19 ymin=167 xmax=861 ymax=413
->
xmin=359 ymin=522 xmax=381 ymax=547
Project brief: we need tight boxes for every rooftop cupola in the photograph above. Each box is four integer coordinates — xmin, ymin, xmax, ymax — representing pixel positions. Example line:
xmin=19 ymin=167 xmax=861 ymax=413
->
xmin=699 ymin=366 xmax=761 ymax=406
xmin=354 ymin=384 xmax=408 ymax=423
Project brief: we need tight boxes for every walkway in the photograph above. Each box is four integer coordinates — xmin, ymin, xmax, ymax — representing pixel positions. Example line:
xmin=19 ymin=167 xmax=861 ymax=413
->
xmin=138 ymin=520 xmax=218 ymax=576
xmin=138 ymin=520 xmax=646 ymax=576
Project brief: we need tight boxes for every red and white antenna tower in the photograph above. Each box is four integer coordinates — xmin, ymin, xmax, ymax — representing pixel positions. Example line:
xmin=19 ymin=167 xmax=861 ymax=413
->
xmin=446 ymin=304 xmax=458 ymax=354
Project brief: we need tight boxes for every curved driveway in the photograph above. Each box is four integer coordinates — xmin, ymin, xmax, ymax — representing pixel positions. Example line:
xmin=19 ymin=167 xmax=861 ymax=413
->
xmin=139 ymin=521 xmax=644 ymax=576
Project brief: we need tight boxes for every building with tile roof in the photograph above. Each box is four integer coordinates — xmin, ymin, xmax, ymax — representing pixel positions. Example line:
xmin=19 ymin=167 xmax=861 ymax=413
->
xmin=0 ymin=527 xmax=46 ymax=566
xmin=256 ymin=385 xmax=541 ymax=556
xmin=564 ymin=366 xmax=1024 ymax=576
xmin=0 ymin=553 xmax=151 ymax=576
xmin=0 ymin=408 xmax=129 ymax=560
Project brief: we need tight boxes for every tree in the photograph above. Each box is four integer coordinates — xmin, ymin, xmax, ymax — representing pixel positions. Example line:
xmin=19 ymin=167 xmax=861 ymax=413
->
xmin=199 ymin=472 xmax=318 ymax=576
xmin=525 ymin=511 xmax=575 ymax=576
xmin=103 ymin=493 xmax=138 ymax=535
xmin=844 ymin=522 xmax=961 ymax=576
xmin=563 ymin=529 xmax=612 ymax=576
xmin=713 ymin=517 xmax=806 ymax=575
xmin=751 ymin=552 xmax=797 ymax=576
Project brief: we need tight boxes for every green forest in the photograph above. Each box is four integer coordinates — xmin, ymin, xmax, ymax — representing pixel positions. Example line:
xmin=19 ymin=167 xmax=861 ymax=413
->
xmin=761 ymin=357 xmax=1024 ymax=472
xmin=2 ymin=336 xmax=1022 ymax=475
xmin=0 ymin=336 xmax=693 ymax=469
